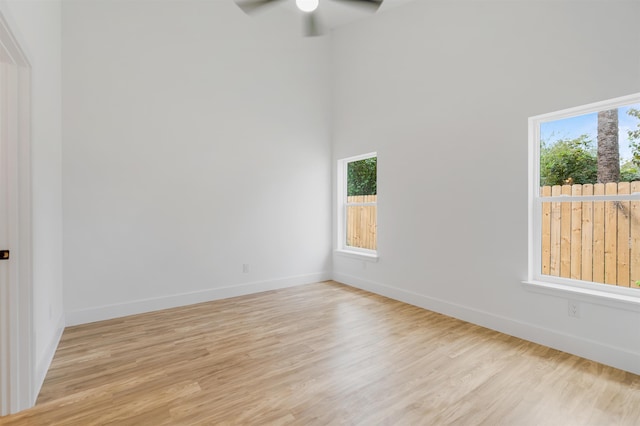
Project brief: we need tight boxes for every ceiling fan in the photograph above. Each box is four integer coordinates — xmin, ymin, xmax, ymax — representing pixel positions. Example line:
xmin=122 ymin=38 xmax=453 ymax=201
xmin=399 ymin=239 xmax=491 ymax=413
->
xmin=235 ymin=0 xmax=383 ymax=37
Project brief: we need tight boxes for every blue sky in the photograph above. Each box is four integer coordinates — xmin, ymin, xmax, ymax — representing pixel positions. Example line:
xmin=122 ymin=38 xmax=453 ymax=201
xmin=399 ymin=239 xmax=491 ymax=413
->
xmin=540 ymin=103 xmax=640 ymax=161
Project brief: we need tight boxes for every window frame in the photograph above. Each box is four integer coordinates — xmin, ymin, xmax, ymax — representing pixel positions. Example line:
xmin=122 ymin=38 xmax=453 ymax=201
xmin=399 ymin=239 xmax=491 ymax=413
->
xmin=527 ymin=93 xmax=640 ymax=309
xmin=336 ymin=152 xmax=378 ymax=261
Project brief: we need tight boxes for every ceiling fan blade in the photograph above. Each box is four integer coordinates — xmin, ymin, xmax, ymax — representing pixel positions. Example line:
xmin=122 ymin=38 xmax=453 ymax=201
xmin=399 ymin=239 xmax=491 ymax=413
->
xmin=235 ymin=0 xmax=285 ymax=15
xmin=303 ymin=11 xmax=322 ymax=37
xmin=330 ymin=0 xmax=383 ymax=12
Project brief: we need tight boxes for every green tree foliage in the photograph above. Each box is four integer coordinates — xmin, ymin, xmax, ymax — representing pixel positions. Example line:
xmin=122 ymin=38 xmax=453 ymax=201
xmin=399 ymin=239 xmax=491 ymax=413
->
xmin=627 ymin=108 xmax=640 ymax=167
xmin=347 ymin=157 xmax=377 ymax=196
xmin=540 ymin=135 xmax=597 ymax=186
xmin=621 ymin=160 xmax=640 ymax=182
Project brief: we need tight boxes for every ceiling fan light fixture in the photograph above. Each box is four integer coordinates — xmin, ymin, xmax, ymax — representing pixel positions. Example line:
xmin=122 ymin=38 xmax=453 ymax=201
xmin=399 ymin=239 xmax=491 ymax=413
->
xmin=296 ymin=0 xmax=319 ymax=13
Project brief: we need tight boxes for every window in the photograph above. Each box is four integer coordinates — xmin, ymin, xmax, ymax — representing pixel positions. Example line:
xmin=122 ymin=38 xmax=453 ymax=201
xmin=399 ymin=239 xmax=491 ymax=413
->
xmin=528 ymin=93 xmax=640 ymax=300
xmin=337 ymin=153 xmax=377 ymax=258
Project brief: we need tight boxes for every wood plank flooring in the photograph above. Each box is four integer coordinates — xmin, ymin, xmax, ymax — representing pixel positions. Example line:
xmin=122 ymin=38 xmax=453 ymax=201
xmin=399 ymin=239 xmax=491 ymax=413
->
xmin=2 ymin=281 xmax=639 ymax=425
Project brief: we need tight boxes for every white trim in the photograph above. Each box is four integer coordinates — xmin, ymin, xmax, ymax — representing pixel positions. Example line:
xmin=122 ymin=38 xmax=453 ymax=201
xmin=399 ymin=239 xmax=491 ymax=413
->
xmin=33 ymin=314 xmax=64 ymax=399
xmin=539 ymin=194 xmax=640 ymax=202
xmin=336 ymin=152 xmax=377 ymax=254
xmin=346 ymin=202 xmax=377 ymax=206
xmin=526 ymin=272 xmax=640 ymax=299
xmin=340 ymin=151 xmax=377 ymax=164
xmin=532 ymin=93 xmax=640 ymax=124
xmin=334 ymin=272 xmax=640 ymax=376
xmin=65 ymin=272 xmax=332 ymax=326
xmin=334 ymin=249 xmax=379 ymax=262
xmin=522 ymin=280 xmax=640 ymax=312
xmin=528 ymin=92 xmax=640 ymax=298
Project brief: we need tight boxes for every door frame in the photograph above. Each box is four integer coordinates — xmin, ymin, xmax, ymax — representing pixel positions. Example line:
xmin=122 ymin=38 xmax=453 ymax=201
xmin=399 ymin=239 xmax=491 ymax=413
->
xmin=0 ymin=10 xmax=33 ymax=416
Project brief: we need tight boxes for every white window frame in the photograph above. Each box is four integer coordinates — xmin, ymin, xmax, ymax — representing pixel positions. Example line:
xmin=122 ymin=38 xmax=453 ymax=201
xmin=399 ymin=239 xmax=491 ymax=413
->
xmin=336 ymin=152 xmax=378 ymax=261
xmin=526 ymin=93 xmax=640 ymax=311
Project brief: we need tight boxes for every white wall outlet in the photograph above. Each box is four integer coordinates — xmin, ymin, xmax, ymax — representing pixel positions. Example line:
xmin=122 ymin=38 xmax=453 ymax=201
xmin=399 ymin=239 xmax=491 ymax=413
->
xmin=242 ymin=263 xmax=249 ymax=273
xmin=568 ymin=300 xmax=580 ymax=318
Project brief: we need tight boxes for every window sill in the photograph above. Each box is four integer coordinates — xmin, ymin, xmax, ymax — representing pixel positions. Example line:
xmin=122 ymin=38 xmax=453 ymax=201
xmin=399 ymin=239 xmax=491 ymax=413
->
xmin=334 ymin=249 xmax=379 ymax=262
xmin=522 ymin=280 xmax=640 ymax=312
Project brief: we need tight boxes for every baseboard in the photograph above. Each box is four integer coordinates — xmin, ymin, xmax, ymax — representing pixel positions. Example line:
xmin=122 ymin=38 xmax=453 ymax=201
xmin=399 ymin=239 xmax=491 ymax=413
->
xmin=33 ymin=314 xmax=65 ymax=404
xmin=65 ymin=272 xmax=332 ymax=326
xmin=333 ymin=272 xmax=640 ymax=376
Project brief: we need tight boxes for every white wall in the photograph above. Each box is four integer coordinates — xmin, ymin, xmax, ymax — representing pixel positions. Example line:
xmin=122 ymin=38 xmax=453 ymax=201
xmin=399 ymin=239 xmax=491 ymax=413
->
xmin=62 ymin=0 xmax=332 ymax=324
xmin=0 ymin=0 xmax=64 ymax=396
xmin=332 ymin=1 xmax=640 ymax=374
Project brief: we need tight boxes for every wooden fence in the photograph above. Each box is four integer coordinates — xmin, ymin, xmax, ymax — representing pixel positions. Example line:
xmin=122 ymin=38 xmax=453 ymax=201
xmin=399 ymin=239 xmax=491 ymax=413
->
xmin=345 ymin=187 xmax=640 ymax=289
xmin=541 ymin=181 xmax=640 ymax=288
xmin=346 ymin=195 xmax=377 ymax=250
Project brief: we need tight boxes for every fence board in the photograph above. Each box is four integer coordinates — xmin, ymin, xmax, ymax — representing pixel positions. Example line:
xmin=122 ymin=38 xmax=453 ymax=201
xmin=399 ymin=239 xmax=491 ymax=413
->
xmin=347 ymin=196 xmax=352 ymax=248
xmin=592 ymin=184 xmax=605 ymax=284
xmin=362 ymin=195 xmax=374 ymax=250
xmin=581 ymin=184 xmax=593 ymax=281
xmin=541 ymin=186 xmax=551 ymax=275
xmin=560 ymin=185 xmax=572 ymax=278
xmin=550 ymin=185 xmax=562 ymax=276
xmin=604 ymin=182 xmax=618 ymax=285
xmin=617 ymin=182 xmax=630 ymax=287
xmin=570 ymin=185 xmax=582 ymax=280
xmin=631 ymin=182 xmax=640 ymax=289
xmin=360 ymin=204 xmax=367 ymax=249
xmin=368 ymin=195 xmax=377 ymax=250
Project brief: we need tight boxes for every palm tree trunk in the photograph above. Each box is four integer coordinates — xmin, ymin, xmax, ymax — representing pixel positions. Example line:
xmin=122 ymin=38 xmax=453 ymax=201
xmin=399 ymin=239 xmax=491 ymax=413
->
xmin=597 ymin=109 xmax=620 ymax=183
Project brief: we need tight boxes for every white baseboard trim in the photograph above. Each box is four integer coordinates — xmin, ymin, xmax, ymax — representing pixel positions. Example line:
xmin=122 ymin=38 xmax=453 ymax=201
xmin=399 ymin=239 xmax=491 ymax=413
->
xmin=66 ymin=272 xmax=332 ymax=326
xmin=333 ymin=272 xmax=640 ymax=376
xmin=33 ymin=314 xmax=65 ymax=404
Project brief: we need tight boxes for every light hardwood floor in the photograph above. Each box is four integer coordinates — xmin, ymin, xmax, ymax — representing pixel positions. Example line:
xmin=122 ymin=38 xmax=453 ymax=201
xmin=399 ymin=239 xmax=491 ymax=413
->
xmin=2 ymin=281 xmax=639 ymax=425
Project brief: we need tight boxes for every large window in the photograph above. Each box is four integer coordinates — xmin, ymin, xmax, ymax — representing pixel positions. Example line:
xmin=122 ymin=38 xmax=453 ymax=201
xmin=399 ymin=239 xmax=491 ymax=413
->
xmin=529 ymin=93 xmax=640 ymax=300
xmin=337 ymin=153 xmax=377 ymax=257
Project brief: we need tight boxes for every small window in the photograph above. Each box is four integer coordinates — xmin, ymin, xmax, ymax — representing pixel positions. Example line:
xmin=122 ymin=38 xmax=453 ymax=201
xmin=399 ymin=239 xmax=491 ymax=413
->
xmin=337 ymin=153 xmax=377 ymax=256
xmin=529 ymin=93 xmax=640 ymax=297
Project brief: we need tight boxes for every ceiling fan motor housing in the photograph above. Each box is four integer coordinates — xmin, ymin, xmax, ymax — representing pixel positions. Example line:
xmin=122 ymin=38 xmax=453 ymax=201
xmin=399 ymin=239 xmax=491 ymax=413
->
xmin=235 ymin=0 xmax=383 ymax=37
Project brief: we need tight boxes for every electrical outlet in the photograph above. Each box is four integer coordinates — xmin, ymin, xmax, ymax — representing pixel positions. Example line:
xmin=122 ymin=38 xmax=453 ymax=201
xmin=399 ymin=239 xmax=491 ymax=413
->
xmin=568 ymin=300 xmax=580 ymax=318
xmin=242 ymin=264 xmax=249 ymax=273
